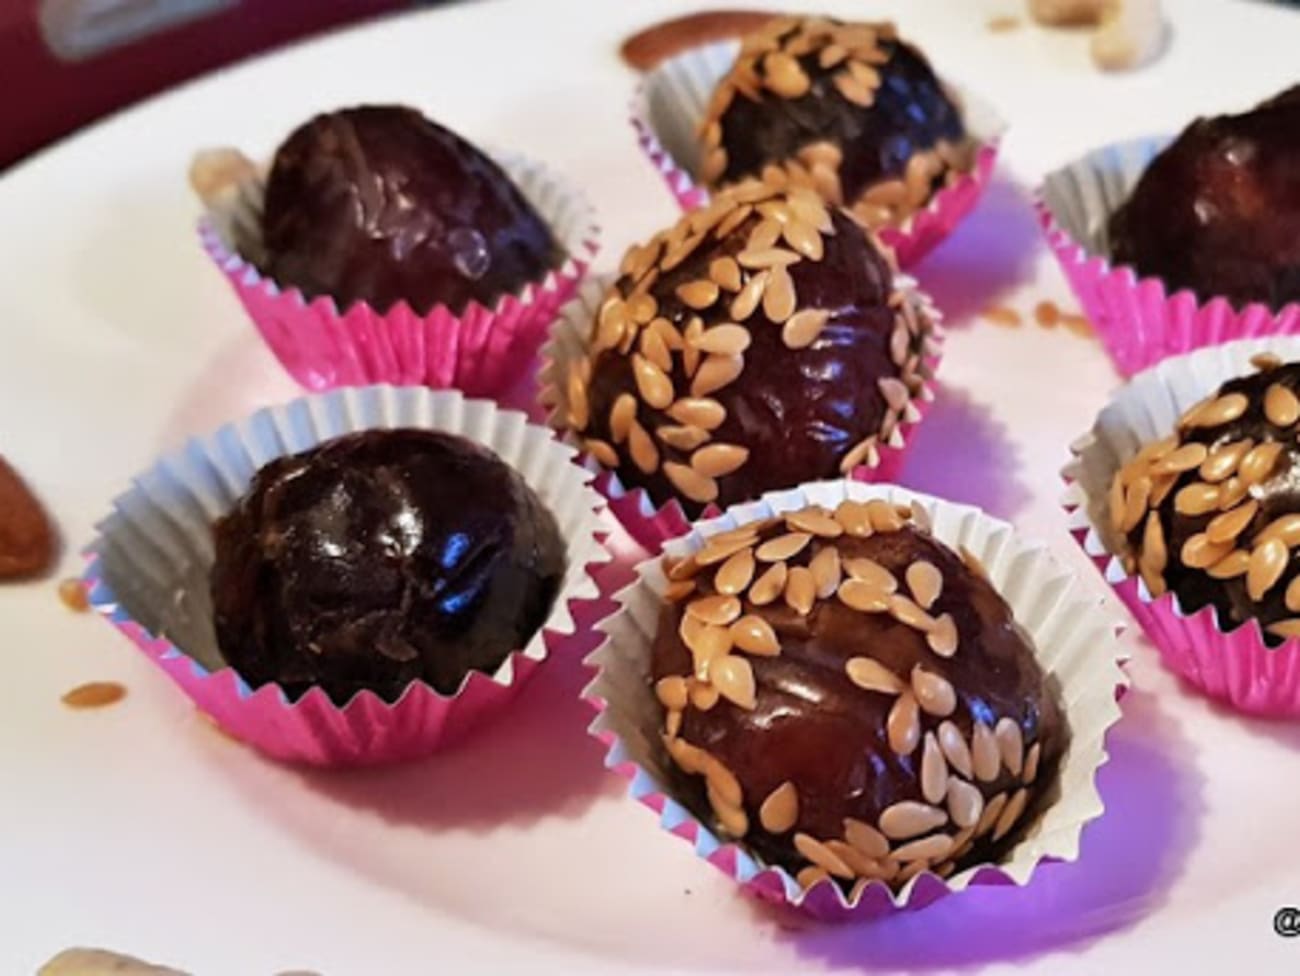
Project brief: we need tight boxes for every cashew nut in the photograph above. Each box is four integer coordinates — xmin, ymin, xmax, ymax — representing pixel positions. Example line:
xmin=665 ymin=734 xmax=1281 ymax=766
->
xmin=1091 ymin=0 xmax=1167 ymax=71
xmin=39 ymin=947 xmax=188 ymax=975
xmin=1028 ymin=0 xmax=1105 ymax=26
xmin=188 ymin=147 xmax=258 ymax=207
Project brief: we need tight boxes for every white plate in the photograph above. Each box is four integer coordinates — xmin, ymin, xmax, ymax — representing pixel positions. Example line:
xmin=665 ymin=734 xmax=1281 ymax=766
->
xmin=3 ymin=0 xmax=1300 ymax=972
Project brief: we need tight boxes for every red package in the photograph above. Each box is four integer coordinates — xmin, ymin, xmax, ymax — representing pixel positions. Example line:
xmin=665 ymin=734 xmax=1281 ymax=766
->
xmin=0 ymin=0 xmax=406 ymax=169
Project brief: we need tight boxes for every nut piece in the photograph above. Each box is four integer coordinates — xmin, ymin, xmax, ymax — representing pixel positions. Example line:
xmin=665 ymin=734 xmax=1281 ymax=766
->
xmin=878 ymin=800 xmax=948 ymax=839
xmin=782 ymin=309 xmax=830 ymax=349
xmin=189 ymin=147 xmax=258 ymax=206
xmin=887 ymin=691 xmax=921 ymax=755
xmin=905 ymin=560 xmax=943 ymax=609
xmin=759 ymin=781 xmax=800 ymax=833
xmin=1029 ymin=0 xmax=1105 ymax=25
xmin=711 ymin=654 xmax=757 ymax=709
xmin=1091 ymin=0 xmax=1168 ymax=73
xmin=0 ymin=456 xmax=56 ymax=579
xmin=60 ymin=682 xmax=127 ymax=710
xmin=911 ymin=666 xmax=957 ymax=717
xmin=39 ymin=947 xmax=187 ymax=975
xmin=664 ymin=462 xmax=719 ymax=504
xmin=845 ymin=656 xmax=904 ymax=695
xmin=715 ymin=548 xmax=756 ymax=595
xmin=731 ymin=614 xmax=780 ymax=655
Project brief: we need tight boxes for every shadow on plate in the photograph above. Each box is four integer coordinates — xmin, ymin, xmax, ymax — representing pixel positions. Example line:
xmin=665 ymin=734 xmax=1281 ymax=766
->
xmin=157 ymin=329 xmax=300 ymax=451
xmin=287 ymin=568 xmax=629 ymax=831
xmin=189 ymin=590 xmax=1199 ymax=973
xmin=755 ymin=686 xmax=1204 ymax=972
xmin=1205 ymin=692 xmax=1300 ymax=752
xmin=912 ymin=175 xmax=1042 ymax=328
xmin=160 ymin=320 xmax=550 ymax=453
xmin=896 ymin=383 xmax=1032 ymax=519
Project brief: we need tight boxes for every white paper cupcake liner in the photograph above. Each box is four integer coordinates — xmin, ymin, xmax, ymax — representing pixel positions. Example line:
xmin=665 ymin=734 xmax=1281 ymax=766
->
xmin=1037 ymin=137 xmax=1300 ymax=377
xmin=632 ymin=39 xmax=1006 ymax=267
xmin=585 ymin=479 xmax=1128 ymax=919
xmin=1063 ymin=336 xmax=1300 ymax=716
xmin=537 ymin=276 xmax=943 ymax=552
xmin=83 ymin=386 xmax=611 ymax=765
xmin=198 ymin=151 xmax=600 ymax=397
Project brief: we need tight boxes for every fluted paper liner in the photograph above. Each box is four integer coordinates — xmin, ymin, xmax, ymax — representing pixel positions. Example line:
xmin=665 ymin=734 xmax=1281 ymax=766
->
xmin=83 ymin=386 xmax=610 ymax=765
xmin=199 ymin=152 xmax=599 ymax=397
xmin=631 ymin=40 xmax=1005 ymax=268
xmin=1063 ymin=336 xmax=1300 ymax=716
xmin=1038 ymin=137 xmax=1300 ymax=378
xmin=538 ymin=276 xmax=943 ymax=553
xmin=586 ymin=480 xmax=1128 ymax=920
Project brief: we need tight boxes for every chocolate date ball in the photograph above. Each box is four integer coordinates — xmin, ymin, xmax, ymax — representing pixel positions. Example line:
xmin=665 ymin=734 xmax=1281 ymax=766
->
xmin=651 ymin=501 xmax=1067 ymax=891
xmin=1108 ymin=86 xmax=1300 ymax=311
xmin=210 ymin=429 xmax=565 ymax=705
xmin=260 ymin=105 xmax=563 ymax=315
xmin=697 ymin=16 xmax=975 ymax=231
xmin=1109 ymin=353 xmax=1300 ymax=643
xmin=562 ymin=178 xmax=938 ymax=517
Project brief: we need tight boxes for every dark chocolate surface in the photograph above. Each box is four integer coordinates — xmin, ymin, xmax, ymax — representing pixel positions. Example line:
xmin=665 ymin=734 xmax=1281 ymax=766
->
xmin=712 ymin=30 xmax=966 ymax=204
xmin=1109 ymin=85 xmax=1300 ymax=311
xmin=651 ymin=520 xmax=1066 ymax=881
xmin=210 ymin=428 xmax=565 ymax=704
xmin=583 ymin=208 xmax=919 ymax=517
xmin=260 ymin=105 xmax=563 ymax=316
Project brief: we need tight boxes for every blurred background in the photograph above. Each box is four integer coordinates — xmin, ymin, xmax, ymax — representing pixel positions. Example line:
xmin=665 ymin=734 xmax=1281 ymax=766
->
xmin=4 ymin=0 xmax=1297 ymax=171
xmin=0 ymin=0 xmax=435 ymax=170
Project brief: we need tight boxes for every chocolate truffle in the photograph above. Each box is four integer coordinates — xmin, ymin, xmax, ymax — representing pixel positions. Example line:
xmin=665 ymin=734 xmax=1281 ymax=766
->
xmin=651 ymin=501 xmax=1066 ymax=891
xmin=562 ymin=179 xmax=938 ymax=517
xmin=210 ymin=429 xmax=565 ymax=704
xmin=260 ymin=105 xmax=563 ymax=315
xmin=696 ymin=16 xmax=975 ymax=231
xmin=1108 ymin=352 xmax=1300 ymax=642
xmin=1108 ymin=86 xmax=1300 ymax=310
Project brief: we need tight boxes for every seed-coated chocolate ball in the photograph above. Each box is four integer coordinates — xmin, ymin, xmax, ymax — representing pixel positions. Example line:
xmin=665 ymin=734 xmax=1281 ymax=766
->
xmin=561 ymin=178 xmax=937 ymax=517
xmin=651 ymin=501 xmax=1066 ymax=891
xmin=697 ymin=16 xmax=974 ymax=230
xmin=1109 ymin=353 xmax=1300 ymax=643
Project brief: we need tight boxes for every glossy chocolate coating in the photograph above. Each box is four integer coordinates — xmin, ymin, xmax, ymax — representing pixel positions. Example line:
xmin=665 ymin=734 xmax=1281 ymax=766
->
xmin=583 ymin=208 xmax=920 ymax=516
xmin=1126 ymin=363 xmax=1300 ymax=638
xmin=260 ymin=105 xmax=563 ymax=315
xmin=1109 ymin=86 xmax=1300 ymax=310
xmin=210 ymin=429 xmax=565 ymax=704
xmin=651 ymin=521 xmax=1066 ymax=880
xmin=713 ymin=34 xmax=966 ymax=204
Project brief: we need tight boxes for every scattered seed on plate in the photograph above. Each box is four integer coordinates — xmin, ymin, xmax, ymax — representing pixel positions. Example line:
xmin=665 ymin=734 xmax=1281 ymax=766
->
xmin=61 ymin=681 xmax=126 ymax=710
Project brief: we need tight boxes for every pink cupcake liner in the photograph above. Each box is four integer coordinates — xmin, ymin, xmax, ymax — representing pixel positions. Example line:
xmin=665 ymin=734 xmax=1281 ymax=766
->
xmin=1062 ymin=336 xmax=1300 ymax=716
xmin=199 ymin=151 xmax=600 ymax=398
xmin=83 ymin=385 xmax=611 ymax=766
xmin=1037 ymin=137 xmax=1300 ymax=378
xmin=631 ymin=40 xmax=1005 ymax=268
xmin=586 ymin=480 xmax=1129 ymax=920
xmin=538 ymin=276 xmax=943 ymax=554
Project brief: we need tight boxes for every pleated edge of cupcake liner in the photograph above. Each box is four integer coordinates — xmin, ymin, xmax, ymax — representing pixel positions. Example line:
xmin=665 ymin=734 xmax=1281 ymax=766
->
xmin=79 ymin=384 xmax=616 ymax=745
xmin=579 ymin=478 xmax=1130 ymax=917
xmin=197 ymin=149 xmax=602 ymax=325
xmin=1033 ymin=140 xmax=1300 ymax=377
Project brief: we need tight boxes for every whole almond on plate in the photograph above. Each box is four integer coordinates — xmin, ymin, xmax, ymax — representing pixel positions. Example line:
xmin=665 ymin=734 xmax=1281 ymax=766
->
xmin=0 ymin=455 xmax=56 ymax=579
